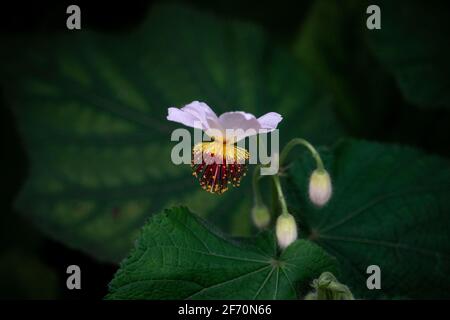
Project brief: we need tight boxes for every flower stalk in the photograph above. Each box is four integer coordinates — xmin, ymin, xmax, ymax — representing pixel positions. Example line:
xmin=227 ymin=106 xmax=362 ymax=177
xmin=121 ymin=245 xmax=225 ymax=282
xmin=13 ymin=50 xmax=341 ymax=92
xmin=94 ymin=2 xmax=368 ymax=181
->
xmin=251 ymin=165 xmax=271 ymax=229
xmin=272 ymin=174 xmax=289 ymax=216
xmin=252 ymin=165 xmax=264 ymax=207
xmin=279 ymin=138 xmax=324 ymax=171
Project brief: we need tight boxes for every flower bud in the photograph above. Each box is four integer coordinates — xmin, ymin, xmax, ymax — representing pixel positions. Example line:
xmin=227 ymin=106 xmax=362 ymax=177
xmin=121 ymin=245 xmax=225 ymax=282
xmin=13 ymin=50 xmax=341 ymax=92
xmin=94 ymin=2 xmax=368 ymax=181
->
xmin=276 ymin=214 xmax=298 ymax=249
xmin=251 ymin=204 xmax=271 ymax=229
xmin=304 ymin=272 xmax=354 ymax=300
xmin=308 ymin=169 xmax=332 ymax=207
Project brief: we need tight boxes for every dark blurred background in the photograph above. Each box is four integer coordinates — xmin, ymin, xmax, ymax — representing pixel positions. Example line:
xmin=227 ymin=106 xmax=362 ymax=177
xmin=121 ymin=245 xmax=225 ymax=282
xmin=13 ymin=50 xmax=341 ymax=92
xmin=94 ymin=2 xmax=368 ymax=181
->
xmin=0 ymin=0 xmax=317 ymax=300
xmin=1 ymin=0 xmax=449 ymax=299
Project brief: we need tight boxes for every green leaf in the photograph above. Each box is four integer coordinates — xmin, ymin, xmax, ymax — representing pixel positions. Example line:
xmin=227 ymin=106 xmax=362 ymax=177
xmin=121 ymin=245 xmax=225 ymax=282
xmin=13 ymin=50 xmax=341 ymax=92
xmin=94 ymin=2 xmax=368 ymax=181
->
xmin=368 ymin=0 xmax=450 ymax=109
xmin=285 ymin=139 xmax=450 ymax=299
xmin=106 ymin=206 xmax=338 ymax=299
xmin=0 ymin=4 xmax=344 ymax=262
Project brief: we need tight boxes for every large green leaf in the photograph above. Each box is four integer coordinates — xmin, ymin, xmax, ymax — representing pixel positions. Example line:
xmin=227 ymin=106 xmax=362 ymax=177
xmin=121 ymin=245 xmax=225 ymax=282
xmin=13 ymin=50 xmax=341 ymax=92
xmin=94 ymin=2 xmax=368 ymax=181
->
xmin=285 ymin=139 xmax=450 ymax=299
xmin=106 ymin=206 xmax=338 ymax=299
xmin=368 ymin=0 xmax=450 ymax=109
xmin=0 ymin=4 xmax=343 ymax=262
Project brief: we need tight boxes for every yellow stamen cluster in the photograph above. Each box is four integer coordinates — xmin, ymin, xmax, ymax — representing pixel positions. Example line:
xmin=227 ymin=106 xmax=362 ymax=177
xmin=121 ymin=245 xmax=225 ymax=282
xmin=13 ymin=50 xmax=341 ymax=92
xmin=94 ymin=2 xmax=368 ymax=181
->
xmin=191 ymin=141 xmax=249 ymax=194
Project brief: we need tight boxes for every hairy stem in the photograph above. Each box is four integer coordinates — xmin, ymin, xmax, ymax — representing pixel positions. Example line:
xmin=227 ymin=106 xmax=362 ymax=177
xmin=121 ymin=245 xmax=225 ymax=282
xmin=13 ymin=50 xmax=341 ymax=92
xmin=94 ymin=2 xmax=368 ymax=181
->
xmin=272 ymin=174 xmax=289 ymax=216
xmin=280 ymin=138 xmax=324 ymax=171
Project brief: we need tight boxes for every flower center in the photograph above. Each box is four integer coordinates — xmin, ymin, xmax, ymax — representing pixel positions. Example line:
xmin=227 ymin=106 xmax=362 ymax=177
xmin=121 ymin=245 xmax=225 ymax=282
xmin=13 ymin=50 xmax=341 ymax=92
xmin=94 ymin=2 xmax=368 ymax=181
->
xmin=191 ymin=141 xmax=249 ymax=194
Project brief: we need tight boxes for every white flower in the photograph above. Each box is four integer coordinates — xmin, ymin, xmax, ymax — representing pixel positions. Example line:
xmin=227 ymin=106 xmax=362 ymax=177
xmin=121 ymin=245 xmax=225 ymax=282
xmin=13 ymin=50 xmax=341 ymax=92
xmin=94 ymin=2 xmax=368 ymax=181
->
xmin=167 ymin=101 xmax=282 ymax=194
xmin=308 ymin=169 xmax=332 ymax=207
xmin=167 ymin=101 xmax=282 ymax=143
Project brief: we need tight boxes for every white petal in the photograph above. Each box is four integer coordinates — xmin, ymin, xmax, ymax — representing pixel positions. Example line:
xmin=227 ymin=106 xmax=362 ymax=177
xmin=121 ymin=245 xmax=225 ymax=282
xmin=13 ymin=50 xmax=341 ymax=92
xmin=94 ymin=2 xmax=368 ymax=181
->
xmin=257 ymin=112 xmax=283 ymax=131
xmin=219 ymin=111 xmax=262 ymax=142
xmin=167 ymin=107 xmax=203 ymax=129
xmin=218 ymin=111 xmax=283 ymax=142
xmin=219 ymin=111 xmax=255 ymax=128
xmin=167 ymin=101 xmax=219 ymax=130
xmin=205 ymin=116 xmax=225 ymax=140
xmin=182 ymin=101 xmax=218 ymax=125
